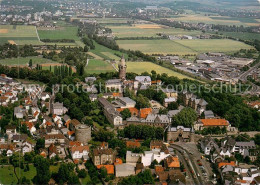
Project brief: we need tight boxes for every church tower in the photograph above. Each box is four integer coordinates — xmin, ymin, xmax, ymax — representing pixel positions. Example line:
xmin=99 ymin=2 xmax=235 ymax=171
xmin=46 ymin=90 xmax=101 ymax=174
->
xmin=118 ymin=55 xmax=127 ymax=80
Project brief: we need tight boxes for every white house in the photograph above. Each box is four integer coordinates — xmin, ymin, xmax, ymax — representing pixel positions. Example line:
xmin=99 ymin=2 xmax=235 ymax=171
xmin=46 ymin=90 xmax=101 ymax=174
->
xmin=141 ymin=149 xmax=170 ymax=167
xmin=22 ymin=141 xmax=33 ymax=154
xmin=70 ymin=146 xmax=89 ymax=160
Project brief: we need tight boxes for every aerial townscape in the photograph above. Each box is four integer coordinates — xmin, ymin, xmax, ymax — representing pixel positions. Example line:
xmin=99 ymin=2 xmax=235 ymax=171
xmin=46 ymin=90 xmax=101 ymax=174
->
xmin=0 ymin=0 xmax=259 ymax=185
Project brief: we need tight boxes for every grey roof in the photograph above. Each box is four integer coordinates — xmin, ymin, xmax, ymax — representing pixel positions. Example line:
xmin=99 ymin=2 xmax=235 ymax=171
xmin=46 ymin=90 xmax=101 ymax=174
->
xmin=53 ymin=102 xmax=64 ymax=109
xmin=167 ymin=110 xmax=181 ymax=117
xmin=12 ymin=134 xmax=28 ymax=141
xmin=236 ymin=141 xmax=255 ymax=148
xmin=115 ymin=163 xmax=135 ymax=172
xmin=63 ymin=115 xmax=70 ymax=122
xmin=85 ymin=77 xmax=96 ymax=83
xmin=105 ymin=79 xmax=122 ymax=85
xmin=204 ymin=110 xmax=214 ymax=118
xmin=135 ymin=76 xmax=151 ymax=82
xmin=168 ymin=126 xmax=192 ymax=132
xmin=126 ymin=116 xmax=140 ymax=122
xmin=118 ymin=97 xmax=136 ymax=104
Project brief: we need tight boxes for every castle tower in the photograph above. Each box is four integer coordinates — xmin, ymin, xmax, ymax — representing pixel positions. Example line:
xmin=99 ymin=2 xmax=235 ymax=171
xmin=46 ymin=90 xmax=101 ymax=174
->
xmin=118 ymin=55 xmax=127 ymax=80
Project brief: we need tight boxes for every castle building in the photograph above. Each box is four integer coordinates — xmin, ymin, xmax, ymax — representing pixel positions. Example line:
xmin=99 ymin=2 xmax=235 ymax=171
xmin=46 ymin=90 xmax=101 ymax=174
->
xmin=118 ymin=55 xmax=127 ymax=80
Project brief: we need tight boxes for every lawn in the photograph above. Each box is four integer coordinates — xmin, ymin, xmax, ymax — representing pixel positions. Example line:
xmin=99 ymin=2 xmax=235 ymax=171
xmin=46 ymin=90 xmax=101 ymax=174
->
xmin=85 ymin=59 xmax=115 ymax=74
xmin=80 ymin=174 xmax=91 ymax=184
xmin=0 ymin=165 xmax=17 ymax=184
xmin=117 ymin=39 xmax=197 ymax=55
xmin=50 ymin=164 xmax=60 ymax=173
xmin=126 ymin=62 xmax=194 ymax=80
xmin=15 ymin=164 xmax=36 ymax=180
xmin=174 ymin=39 xmax=253 ymax=53
xmin=0 ymin=25 xmax=43 ymax=45
xmin=109 ymin=24 xmax=201 ymax=38
xmin=117 ymin=39 xmax=253 ymax=55
xmin=0 ymin=56 xmax=54 ymax=66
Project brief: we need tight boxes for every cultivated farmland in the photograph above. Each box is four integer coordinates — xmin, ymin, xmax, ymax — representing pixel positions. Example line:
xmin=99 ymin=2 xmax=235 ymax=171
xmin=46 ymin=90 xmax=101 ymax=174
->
xmin=174 ymin=39 xmax=253 ymax=53
xmin=0 ymin=56 xmax=54 ymax=66
xmin=108 ymin=24 xmax=201 ymax=38
xmin=0 ymin=25 xmax=43 ymax=45
xmin=126 ymin=62 xmax=194 ymax=80
xmin=85 ymin=59 xmax=115 ymax=74
xmin=117 ymin=39 xmax=253 ymax=55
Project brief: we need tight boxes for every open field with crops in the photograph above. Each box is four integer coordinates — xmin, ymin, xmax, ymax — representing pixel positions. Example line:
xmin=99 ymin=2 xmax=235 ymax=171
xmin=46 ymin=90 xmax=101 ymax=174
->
xmin=37 ymin=22 xmax=84 ymax=47
xmin=126 ymin=62 xmax=194 ymax=80
xmin=0 ymin=56 xmax=54 ymax=66
xmin=90 ymin=41 xmax=127 ymax=60
xmin=85 ymin=59 xmax=115 ymax=74
xmin=218 ymin=32 xmax=260 ymax=41
xmin=0 ymin=25 xmax=43 ymax=45
xmin=173 ymin=39 xmax=254 ymax=53
xmin=163 ymin=14 xmax=260 ymax=26
xmin=117 ymin=39 xmax=253 ymax=55
xmin=108 ymin=24 xmax=202 ymax=38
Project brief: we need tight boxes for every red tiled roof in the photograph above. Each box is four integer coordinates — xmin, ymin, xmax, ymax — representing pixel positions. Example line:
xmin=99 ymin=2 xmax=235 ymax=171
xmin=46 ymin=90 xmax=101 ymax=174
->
xmin=200 ymin=119 xmax=229 ymax=126
xmin=140 ymin=108 xmax=152 ymax=118
xmin=114 ymin=158 xmax=123 ymax=165
xmin=70 ymin=146 xmax=89 ymax=153
xmin=218 ymin=161 xmax=236 ymax=168
xmin=67 ymin=131 xmax=75 ymax=136
xmin=126 ymin=140 xmax=141 ymax=148
xmin=97 ymin=165 xmax=114 ymax=175
xmin=69 ymin=141 xmax=82 ymax=147
xmin=117 ymin=107 xmax=139 ymax=116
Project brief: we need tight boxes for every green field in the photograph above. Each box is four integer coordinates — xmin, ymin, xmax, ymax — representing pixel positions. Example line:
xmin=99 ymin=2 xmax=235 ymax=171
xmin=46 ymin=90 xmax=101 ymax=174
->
xmin=0 ymin=56 xmax=55 ymax=66
xmin=37 ymin=22 xmax=84 ymax=47
xmin=126 ymin=62 xmax=194 ymax=80
xmin=108 ymin=24 xmax=202 ymax=38
xmin=117 ymin=39 xmax=196 ymax=55
xmin=85 ymin=59 xmax=115 ymax=74
xmin=117 ymin=39 xmax=253 ymax=55
xmin=174 ymin=39 xmax=253 ymax=53
xmin=90 ymin=41 xmax=127 ymax=60
xmin=0 ymin=166 xmax=18 ymax=184
xmin=0 ymin=25 xmax=43 ymax=45
xmin=218 ymin=32 xmax=260 ymax=41
xmin=163 ymin=14 xmax=260 ymax=26
xmin=15 ymin=164 xmax=36 ymax=180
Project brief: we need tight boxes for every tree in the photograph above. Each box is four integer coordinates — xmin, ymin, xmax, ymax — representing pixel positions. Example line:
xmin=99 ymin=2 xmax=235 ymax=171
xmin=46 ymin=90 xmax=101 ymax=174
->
xmin=120 ymin=108 xmax=131 ymax=120
xmin=35 ymin=138 xmax=45 ymax=153
xmin=149 ymin=159 xmax=158 ymax=169
xmin=29 ymin=59 xmax=32 ymax=67
xmin=136 ymin=94 xmax=150 ymax=109
xmin=78 ymin=169 xmax=87 ymax=178
xmin=100 ymin=167 xmax=108 ymax=178
xmin=168 ymin=102 xmax=179 ymax=110
xmin=33 ymin=156 xmax=50 ymax=184
xmin=172 ymin=107 xmax=197 ymax=127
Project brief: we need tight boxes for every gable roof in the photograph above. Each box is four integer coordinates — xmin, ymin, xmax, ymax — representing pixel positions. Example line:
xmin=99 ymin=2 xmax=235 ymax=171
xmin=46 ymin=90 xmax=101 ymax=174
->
xmin=140 ymin=108 xmax=152 ymax=119
xmin=218 ymin=161 xmax=236 ymax=168
xmin=200 ymin=119 xmax=229 ymax=126
xmin=70 ymin=146 xmax=89 ymax=153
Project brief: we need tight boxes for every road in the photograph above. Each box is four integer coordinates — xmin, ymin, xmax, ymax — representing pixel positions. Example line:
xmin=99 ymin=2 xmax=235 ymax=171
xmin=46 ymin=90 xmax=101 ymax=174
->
xmin=239 ymin=62 xmax=260 ymax=94
xmin=169 ymin=142 xmax=214 ymax=185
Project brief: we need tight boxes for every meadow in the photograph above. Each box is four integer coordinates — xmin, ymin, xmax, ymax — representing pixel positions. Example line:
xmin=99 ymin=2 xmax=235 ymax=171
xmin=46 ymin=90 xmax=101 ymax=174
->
xmin=0 ymin=25 xmax=43 ymax=45
xmin=117 ymin=39 xmax=253 ymax=55
xmin=89 ymin=41 xmax=127 ymax=60
xmin=108 ymin=24 xmax=202 ymax=38
xmin=85 ymin=59 xmax=115 ymax=74
xmin=218 ymin=32 xmax=260 ymax=41
xmin=174 ymin=39 xmax=253 ymax=53
xmin=0 ymin=56 xmax=54 ymax=66
xmin=163 ymin=14 xmax=259 ymax=26
xmin=37 ymin=22 xmax=84 ymax=47
xmin=126 ymin=62 xmax=194 ymax=80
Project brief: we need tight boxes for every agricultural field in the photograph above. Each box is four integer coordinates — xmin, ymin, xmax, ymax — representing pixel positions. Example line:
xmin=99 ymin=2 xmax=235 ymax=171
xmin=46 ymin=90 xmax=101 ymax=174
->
xmin=37 ymin=21 xmax=84 ymax=47
xmin=174 ymin=39 xmax=254 ymax=53
xmin=85 ymin=59 xmax=115 ymax=74
xmin=117 ymin=39 xmax=197 ymax=55
xmin=163 ymin=14 xmax=260 ymax=26
xmin=117 ymin=39 xmax=253 ymax=55
xmin=108 ymin=24 xmax=202 ymax=38
xmin=218 ymin=32 xmax=260 ymax=41
xmin=90 ymin=41 xmax=127 ymax=60
xmin=0 ymin=25 xmax=43 ymax=45
xmin=126 ymin=62 xmax=194 ymax=80
xmin=0 ymin=56 xmax=55 ymax=66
